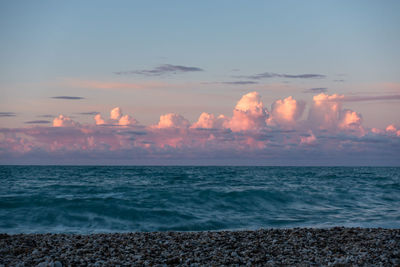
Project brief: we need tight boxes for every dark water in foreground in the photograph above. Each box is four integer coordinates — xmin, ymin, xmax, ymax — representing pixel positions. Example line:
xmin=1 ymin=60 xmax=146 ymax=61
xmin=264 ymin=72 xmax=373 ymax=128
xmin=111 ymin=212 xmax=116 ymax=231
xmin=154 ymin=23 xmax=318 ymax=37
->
xmin=0 ymin=166 xmax=399 ymax=233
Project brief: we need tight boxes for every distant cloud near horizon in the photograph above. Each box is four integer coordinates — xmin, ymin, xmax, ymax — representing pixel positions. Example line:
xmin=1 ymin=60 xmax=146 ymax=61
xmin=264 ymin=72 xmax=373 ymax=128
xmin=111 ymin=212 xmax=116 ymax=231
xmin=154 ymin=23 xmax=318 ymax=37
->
xmin=235 ymin=72 xmax=326 ymax=80
xmin=304 ymin=88 xmax=328 ymax=94
xmin=114 ymin=64 xmax=204 ymax=76
xmin=24 ymin=120 xmax=51 ymax=124
xmin=0 ymin=112 xmax=16 ymax=117
xmin=51 ymin=96 xmax=85 ymax=100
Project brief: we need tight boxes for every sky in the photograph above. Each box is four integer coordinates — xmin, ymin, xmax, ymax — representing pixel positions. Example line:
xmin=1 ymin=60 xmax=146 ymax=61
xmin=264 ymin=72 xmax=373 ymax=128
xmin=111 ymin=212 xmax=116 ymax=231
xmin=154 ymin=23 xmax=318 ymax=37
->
xmin=0 ymin=1 xmax=400 ymax=165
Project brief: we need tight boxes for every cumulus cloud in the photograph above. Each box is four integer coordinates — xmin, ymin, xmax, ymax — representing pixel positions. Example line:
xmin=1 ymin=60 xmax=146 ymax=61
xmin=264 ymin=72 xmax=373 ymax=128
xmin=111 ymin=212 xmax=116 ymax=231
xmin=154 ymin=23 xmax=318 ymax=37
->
xmin=118 ymin=115 xmax=138 ymax=126
xmin=339 ymin=109 xmax=363 ymax=130
xmin=191 ymin=113 xmax=227 ymax=129
xmin=386 ymin=124 xmax=400 ymax=136
xmin=94 ymin=114 xmax=106 ymax=125
xmin=53 ymin=115 xmax=78 ymax=127
xmin=191 ymin=113 xmax=216 ymax=129
xmin=114 ymin=64 xmax=203 ymax=76
xmin=267 ymin=96 xmax=305 ymax=127
xmin=386 ymin=124 xmax=396 ymax=132
xmin=94 ymin=107 xmax=138 ymax=126
xmin=227 ymin=91 xmax=269 ymax=132
xmin=110 ymin=107 xmax=122 ymax=120
xmin=308 ymin=93 xmax=344 ymax=130
xmin=155 ymin=113 xmax=190 ymax=128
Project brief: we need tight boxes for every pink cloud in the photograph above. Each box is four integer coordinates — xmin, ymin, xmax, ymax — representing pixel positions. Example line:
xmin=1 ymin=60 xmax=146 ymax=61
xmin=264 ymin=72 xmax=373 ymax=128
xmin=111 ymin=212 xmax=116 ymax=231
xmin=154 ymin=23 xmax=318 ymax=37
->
xmin=339 ymin=110 xmax=363 ymax=130
xmin=94 ymin=107 xmax=139 ymax=126
xmin=267 ymin=96 xmax=305 ymax=127
xmin=118 ymin=115 xmax=138 ymax=126
xmin=386 ymin=124 xmax=397 ymax=132
xmin=1 ymin=91 xmax=400 ymax=165
xmin=300 ymin=131 xmax=316 ymax=145
xmin=191 ymin=113 xmax=227 ymax=129
xmin=308 ymin=93 xmax=344 ymax=130
xmin=53 ymin=115 xmax=78 ymax=127
xmin=154 ymin=113 xmax=190 ymax=129
xmin=386 ymin=124 xmax=400 ymax=136
xmin=110 ymin=107 xmax=122 ymax=120
xmin=94 ymin=114 xmax=106 ymax=125
xmin=227 ymin=91 xmax=268 ymax=132
xmin=371 ymin=128 xmax=384 ymax=134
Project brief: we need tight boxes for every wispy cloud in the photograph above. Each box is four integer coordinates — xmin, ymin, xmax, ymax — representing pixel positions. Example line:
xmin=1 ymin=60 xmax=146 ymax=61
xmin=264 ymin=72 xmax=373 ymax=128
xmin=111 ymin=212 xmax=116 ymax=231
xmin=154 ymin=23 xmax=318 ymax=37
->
xmin=315 ymin=93 xmax=400 ymax=103
xmin=114 ymin=64 xmax=204 ymax=76
xmin=38 ymin=114 xmax=54 ymax=118
xmin=343 ymin=94 xmax=400 ymax=102
xmin=51 ymin=96 xmax=85 ymax=100
xmin=235 ymin=72 xmax=326 ymax=80
xmin=303 ymin=88 xmax=328 ymax=94
xmin=77 ymin=112 xmax=100 ymax=115
xmin=221 ymin=81 xmax=259 ymax=85
xmin=24 ymin=120 xmax=51 ymax=124
xmin=0 ymin=112 xmax=16 ymax=117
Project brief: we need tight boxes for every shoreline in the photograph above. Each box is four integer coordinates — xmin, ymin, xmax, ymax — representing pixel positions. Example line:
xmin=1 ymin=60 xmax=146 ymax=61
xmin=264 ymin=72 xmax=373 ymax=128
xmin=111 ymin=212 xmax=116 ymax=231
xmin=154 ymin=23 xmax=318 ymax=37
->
xmin=1 ymin=227 xmax=399 ymax=266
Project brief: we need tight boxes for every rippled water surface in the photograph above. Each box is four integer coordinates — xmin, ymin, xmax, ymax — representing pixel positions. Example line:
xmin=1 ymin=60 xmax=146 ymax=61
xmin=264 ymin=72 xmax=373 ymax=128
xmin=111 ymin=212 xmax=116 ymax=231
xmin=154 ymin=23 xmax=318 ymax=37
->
xmin=0 ymin=166 xmax=399 ymax=233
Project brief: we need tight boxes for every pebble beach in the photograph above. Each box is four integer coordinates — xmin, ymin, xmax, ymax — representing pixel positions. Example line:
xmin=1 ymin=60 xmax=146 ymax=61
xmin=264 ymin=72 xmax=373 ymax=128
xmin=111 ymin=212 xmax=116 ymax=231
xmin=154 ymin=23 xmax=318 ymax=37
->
xmin=1 ymin=227 xmax=399 ymax=266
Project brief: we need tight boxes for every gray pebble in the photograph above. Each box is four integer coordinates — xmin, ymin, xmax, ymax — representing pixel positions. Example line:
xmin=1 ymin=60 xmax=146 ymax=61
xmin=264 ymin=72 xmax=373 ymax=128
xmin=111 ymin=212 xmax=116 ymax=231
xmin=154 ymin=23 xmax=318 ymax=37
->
xmin=0 ymin=227 xmax=398 ymax=266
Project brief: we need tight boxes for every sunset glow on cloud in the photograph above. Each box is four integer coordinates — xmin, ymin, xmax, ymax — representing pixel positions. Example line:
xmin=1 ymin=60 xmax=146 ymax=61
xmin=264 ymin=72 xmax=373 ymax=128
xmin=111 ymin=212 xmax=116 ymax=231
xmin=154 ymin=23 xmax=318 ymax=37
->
xmin=268 ymin=96 xmax=306 ymax=127
xmin=53 ymin=115 xmax=78 ymax=128
xmin=1 ymin=91 xmax=399 ymax=165
xmin=229 ymin=92 xmax=268 ymax=132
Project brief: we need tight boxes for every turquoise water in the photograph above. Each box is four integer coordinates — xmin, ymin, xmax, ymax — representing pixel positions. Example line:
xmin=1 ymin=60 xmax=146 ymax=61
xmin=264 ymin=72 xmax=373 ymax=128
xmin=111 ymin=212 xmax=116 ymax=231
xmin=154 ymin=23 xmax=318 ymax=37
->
xmin=0 ymin=166 xmax=399 ymax=233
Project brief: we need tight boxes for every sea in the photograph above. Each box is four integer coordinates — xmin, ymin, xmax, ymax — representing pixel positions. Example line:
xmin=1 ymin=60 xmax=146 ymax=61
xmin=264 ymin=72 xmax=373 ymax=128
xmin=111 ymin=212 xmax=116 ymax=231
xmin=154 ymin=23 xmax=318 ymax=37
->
xmin=0 ymin=166 xmax=399 ymax=233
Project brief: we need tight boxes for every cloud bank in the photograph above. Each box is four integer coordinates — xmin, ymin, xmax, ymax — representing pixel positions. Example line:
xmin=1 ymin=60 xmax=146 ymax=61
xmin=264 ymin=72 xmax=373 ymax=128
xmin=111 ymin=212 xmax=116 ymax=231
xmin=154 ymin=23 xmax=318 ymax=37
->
xmin=1 ymin=92 xmax=399 ymax=165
